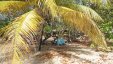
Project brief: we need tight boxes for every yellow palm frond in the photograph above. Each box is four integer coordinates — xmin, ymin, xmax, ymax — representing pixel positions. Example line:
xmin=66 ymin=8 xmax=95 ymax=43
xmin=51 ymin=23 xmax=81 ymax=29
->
xmin=45 ymin=0 xmax=58 ymax=17
xmin=55 ymin=0 xmax=103 ymax=22
xmin=0 ymin=1 xmax=32 ymax=13
xmin=64 ymin=4 xmax=103 ymax=22
xmin=37 ymin=0 xmax=58 ymax=18
xmin=0 ymin=0 xmax=36 ymax=1
xmin=58 ymin=6 xmax=107 ymax=49
xmin=0 ymin=9 xmax=44 ymax=64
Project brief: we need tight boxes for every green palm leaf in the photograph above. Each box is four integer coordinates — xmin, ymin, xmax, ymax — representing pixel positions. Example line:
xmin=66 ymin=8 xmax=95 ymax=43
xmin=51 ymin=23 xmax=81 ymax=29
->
xmin=71 ymin=4 xmax=103 ymax=22
xmin=89 ymin=0 xmax=110 ymax=5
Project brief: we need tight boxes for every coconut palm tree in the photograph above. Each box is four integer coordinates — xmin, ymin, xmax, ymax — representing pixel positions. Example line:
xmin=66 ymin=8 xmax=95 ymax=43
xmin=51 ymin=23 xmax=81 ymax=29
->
xmin=0 ymin=0 xmax=111 ymax=64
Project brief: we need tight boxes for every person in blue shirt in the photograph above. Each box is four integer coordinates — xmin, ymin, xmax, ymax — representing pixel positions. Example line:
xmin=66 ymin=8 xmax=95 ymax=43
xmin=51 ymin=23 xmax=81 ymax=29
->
xmin=55 ymin=36 xmax=65 ymax=46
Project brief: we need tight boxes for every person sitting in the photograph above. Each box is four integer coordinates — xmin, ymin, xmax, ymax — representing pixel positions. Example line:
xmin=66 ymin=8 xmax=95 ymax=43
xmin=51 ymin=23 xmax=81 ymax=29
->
xmin=55 ymin=37 xmax=65 ymax=46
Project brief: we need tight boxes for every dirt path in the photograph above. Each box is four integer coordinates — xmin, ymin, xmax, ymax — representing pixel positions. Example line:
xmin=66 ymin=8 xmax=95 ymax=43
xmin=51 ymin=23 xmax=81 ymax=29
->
xmin=0 ymin=42 xmax=113 ymax=64
xmin=31 ymin=43 xmax=113 ymax=64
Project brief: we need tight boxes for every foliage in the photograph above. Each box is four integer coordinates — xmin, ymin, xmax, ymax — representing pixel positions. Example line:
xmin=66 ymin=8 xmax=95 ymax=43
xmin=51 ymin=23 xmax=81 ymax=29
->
xmin=101 ymin=21 xmax=113 ymax=39
xmin=96 ymin=7 xmax=113 ymax=39
xmin=86 ymin=0 xmax=113 ymax=40
xmin=0 ymin=0 xmax=111 ymax=64
xmin=44 ymin=24 xmax=52 ymax=33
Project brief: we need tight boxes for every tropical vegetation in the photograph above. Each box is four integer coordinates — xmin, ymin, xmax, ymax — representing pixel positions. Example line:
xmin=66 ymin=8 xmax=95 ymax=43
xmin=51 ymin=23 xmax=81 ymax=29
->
xmin=0 ymin=0 xmax=112 ymax=64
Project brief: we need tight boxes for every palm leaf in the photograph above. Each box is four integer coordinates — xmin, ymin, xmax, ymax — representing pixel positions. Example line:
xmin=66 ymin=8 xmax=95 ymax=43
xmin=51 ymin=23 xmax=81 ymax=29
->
xmin=37 ymin=0 xmax=58 ymax=18
xmin=71 ymin=4 xmax=103 ymax=22
xmin=0 ymin=1 xmax=32 ymax=13
xmin=55 ymin=0 xmax=103 ymax=22
xmin=45 ymin=0 xmax=58 ymax=17
xmin=0 ymin=9 xmax=44 ymax=64
xmin=89 ymin=0 xmax=110 ymax=5
xmin=58 ymin=6 xmax=107 ymax=49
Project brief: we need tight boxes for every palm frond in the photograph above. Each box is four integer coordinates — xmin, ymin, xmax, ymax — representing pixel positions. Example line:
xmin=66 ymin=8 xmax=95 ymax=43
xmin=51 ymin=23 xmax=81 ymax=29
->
xmin=89 ymin=0 xmax=110 ymax=5
xmin=74 ymin=4 xmax=103 ymax=22
xmin=0 ymin=1 xmax=32 ymax=13
xmin=55 ymin=0 xmax=75 ymax=6
xmin=45 ymin=0 xmax=58 ymax=17
xmin=0 ymin=9 xmax=44 ymax=64
xmin=55 ymin=0 xmax=103 ymax=22
xmin=37 ymin=0 xmax=58 ymax=18
xmin=58 ymin=6 xmax=107 ymax=49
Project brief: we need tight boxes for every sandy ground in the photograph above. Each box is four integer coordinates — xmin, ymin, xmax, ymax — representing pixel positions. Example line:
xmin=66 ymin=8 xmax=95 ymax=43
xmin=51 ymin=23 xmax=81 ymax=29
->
xmin=28 ymin=43 xmax=113 ymax=64
xmin=0 ymin=42 xmax=113 ymax=64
